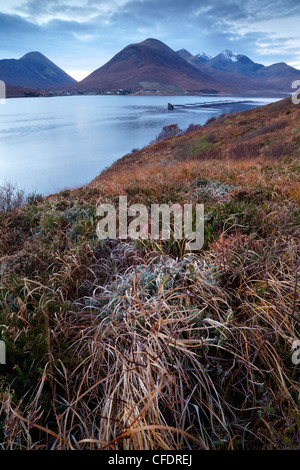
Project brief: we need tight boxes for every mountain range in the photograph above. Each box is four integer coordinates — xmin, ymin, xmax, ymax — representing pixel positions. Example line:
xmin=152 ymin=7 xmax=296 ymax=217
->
xmin=176 ymin=48 xmax=300 ymax=91
xmin=1 ymin=39 xmax=300 ymax=95
xmin=72 ymin=39 xmax=300 ymax=94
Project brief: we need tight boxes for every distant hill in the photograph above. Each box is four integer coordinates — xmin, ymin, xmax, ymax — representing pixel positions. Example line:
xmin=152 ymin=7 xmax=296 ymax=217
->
xmin=177 ymin=48 xmax=300 ymax=92
xmin=0 ymin=52 xmax=77 ymax=89
xmin=253 ymin=62 xmax=300 ymax=89
xmin=5 ymin=83 xmax=43 ymax=98
xmin=73 ymin=38 xmax=222 ymax=93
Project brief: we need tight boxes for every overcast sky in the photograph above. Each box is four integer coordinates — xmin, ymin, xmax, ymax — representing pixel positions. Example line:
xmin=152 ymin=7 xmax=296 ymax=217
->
xmin=0 ymin=0 xmax=300 ymax=81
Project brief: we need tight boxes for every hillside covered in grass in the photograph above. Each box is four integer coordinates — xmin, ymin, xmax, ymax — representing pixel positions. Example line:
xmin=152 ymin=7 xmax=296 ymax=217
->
xmin=0 ymin=97 xmax=299 ymax=450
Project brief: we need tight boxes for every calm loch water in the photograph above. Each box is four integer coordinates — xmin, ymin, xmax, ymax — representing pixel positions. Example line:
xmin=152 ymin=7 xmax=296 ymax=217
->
xmin=0 ymin=95 xmax=281 ymax=195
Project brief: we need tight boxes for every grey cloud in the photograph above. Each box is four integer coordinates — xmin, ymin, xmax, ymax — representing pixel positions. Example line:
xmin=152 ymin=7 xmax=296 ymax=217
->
xmin=0 ymin=0 xmax=299 ymax=74
xmin=17 ymin=0 xmax=117 ymax=21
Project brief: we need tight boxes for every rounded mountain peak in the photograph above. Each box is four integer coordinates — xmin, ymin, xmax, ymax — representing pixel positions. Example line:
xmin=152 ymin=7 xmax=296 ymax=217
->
xmin=20 ymin=51 xmax=47 ymax=60
xmin=135 ymin=38 xmax=173 ymax=52
xmin=140 ymin=38 xmax=166 ymax=46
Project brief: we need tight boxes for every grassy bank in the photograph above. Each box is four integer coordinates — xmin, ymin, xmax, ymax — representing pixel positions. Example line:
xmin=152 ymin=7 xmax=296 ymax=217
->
xmin=0 ymin=97 xmax=299 ymax=450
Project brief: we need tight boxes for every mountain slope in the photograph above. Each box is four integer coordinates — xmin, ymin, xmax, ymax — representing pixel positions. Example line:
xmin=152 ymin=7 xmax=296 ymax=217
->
xmin=74 ymin=38 xmax=222 ymax=93
xmin=0 ymin=52 xmax=77 ymax=89
xmin=176 ymin=48 xmax=194 ymax=61
xmin=93 ymin=97 xmax=298 ymax=185
xmin=5 ymin=83 xmax=42 ymax=98
xmin=253 ymin=62 xmax=300 ymax=89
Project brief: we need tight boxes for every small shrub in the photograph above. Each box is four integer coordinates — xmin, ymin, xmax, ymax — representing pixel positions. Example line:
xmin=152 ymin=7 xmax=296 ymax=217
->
xmin=153 ymin=124 xmax=183 ymax=143
xmin=206 ymin=133 xmax=217 ymax=143
xmin=204 ymin=116 xmax=217 ymax=126
xmin=0 ymin=182 xmax=44 ymax=212
xmin=216 ymin=113 xmax=227 ymax=124
xmin=231 ymin=141 xmax=261 ymax=159
xmin=26 ymin=193 xmax=44 ymax=206
xmin=0 ymin=182 xmax=27 ymax=212
xmin=184 ymin=123 xmax=202 ymax=133
xmin=266 ymin=141 xmax=295 ymax=159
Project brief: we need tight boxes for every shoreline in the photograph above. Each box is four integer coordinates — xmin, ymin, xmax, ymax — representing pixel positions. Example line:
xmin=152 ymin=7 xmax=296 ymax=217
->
xmin=5 ymin=89 xmax=291 ymax=100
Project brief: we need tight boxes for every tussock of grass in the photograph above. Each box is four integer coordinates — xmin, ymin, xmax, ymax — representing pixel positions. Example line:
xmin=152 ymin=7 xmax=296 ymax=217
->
xmin=0 ymin=97 xmax=299 ymax=450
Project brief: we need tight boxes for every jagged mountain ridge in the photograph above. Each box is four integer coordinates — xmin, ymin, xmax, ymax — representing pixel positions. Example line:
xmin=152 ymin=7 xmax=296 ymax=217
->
xmin=177 ymin=48 xmax=300 ymax=91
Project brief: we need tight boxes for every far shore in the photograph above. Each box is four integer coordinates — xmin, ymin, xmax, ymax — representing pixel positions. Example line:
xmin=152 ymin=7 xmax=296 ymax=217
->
xmin=5 ymin=88 xmax=291 ymax=100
